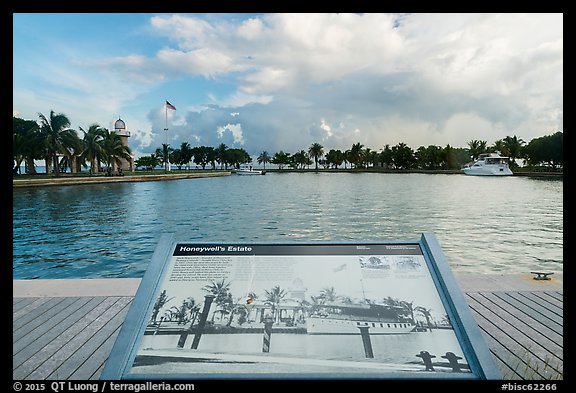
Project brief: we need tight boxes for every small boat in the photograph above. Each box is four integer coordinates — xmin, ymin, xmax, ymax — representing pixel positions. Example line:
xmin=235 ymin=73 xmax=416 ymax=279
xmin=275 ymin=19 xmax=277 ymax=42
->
xmin=235 ymin=167 xmax=266 ymax=175
xmin=461 ymin=152 xmax=513 ymax=176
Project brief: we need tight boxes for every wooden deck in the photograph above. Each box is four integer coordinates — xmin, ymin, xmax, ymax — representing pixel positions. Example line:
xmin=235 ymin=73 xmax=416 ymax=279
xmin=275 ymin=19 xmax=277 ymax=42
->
xmin=13 ymin=273 xmax=563 ymax=380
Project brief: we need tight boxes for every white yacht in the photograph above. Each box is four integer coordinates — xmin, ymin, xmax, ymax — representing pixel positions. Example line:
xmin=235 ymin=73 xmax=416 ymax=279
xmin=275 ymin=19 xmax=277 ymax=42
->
xmin=462 ymin=153 xmax=513 ymax=176
xmin=235 ymin=167 xmax=265 ymax=175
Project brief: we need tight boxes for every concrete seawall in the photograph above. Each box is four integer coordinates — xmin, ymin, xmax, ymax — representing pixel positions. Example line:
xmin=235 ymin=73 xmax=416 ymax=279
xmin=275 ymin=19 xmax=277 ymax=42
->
xmin=13 ymin=171 xmax=232 ymax=188
xmin=13 ymin=272 xmax=563 ymax=297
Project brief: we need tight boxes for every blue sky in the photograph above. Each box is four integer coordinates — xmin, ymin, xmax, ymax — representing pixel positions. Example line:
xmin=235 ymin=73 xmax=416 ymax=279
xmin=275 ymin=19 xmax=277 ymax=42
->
xmin=13 ymin=13 xmax=563 ymax=160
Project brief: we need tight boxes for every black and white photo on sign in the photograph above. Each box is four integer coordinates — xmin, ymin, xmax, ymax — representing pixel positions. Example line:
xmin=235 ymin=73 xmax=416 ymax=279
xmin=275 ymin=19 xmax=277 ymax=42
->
xmin=129 ymin=252 xmax=470 ymax=375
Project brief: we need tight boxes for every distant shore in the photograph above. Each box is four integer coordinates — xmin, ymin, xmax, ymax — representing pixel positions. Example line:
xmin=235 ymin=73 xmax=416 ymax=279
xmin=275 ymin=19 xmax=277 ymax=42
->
xmin=262 ymin=168 xmax=563 ymax=177
xmin=12 ymin=168 xmax=562 ymax=188
xmin=12 ymin=171 xmax=232 ymax=188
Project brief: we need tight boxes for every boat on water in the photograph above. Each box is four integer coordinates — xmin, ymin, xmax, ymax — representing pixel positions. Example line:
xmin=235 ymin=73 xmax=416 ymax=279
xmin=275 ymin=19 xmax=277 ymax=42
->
xmin=235 ymin=167 xmax=266 ymax=175
xmin=461 ymin=152 xmax=513 ymax=176
xmin=306 ymin=302 xmax=415 ymax=335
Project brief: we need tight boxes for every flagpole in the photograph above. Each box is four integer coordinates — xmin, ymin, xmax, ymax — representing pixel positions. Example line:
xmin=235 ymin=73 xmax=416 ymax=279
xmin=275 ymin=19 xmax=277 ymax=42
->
xmin=164 ymin=100 xmax=170 ymax=171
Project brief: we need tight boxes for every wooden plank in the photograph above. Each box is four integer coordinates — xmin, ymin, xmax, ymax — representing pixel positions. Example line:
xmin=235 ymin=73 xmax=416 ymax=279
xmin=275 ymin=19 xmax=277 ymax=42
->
xmin=527 ymin=292 xmax=563 ymax=314
xmin=13 ymin=297 xmax=64 ymax=332
xmin=465 ymin=294 xmax=560 ymax=380
xmin=69 ymin=327 xmax=123 ymax=380
xmin=47 ymin=298 xmax=132 ymax=380
xmin=12 ymin=297 xmax=53 ymax=321
xmin=544 ymin=291 xmax=563 ymax=302
xmin=509 ymin=292 xmax=563 ymax=322
xmin=490 ymin=292 xmax=561 ymax=335
xmin=66 ymin=311 xmax=130 ymax=380
xmin=13 ymin=297 xmax=116 ymax=379
xmin=13 ymin=297 xmax=39 ymax=311
xmin=498 ymin=292 xmax=563 ymax=331
xmin=13 ymin=297 xmax=84 ymax=340
xmin=476 ymin=292 xmax=562 ymax=380
xmin=468 ymin=313 xmax=528 ymax=379
xmin=488 ymin=347 xmax=524 ymax=380
xmin=13 ymin=297 xmax=107 ymax=369
xmin=13 ymin=298 xmax=27 ymax=307
xmin=472 ymin=293 xmax=563 ymax=355
xmin=26 ymin=297 xmax=133 ymax=380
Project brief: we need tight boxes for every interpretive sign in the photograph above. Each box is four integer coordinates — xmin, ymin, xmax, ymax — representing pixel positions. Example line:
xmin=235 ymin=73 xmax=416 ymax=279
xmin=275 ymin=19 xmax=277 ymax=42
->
xmin=101 ymin=233 xmax=500 ymax=379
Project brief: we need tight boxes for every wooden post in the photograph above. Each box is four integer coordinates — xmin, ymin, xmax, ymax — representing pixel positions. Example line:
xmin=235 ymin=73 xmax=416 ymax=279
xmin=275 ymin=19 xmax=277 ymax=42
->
xmin=191 ymin=295 xmax=215 ymax=349
xmin=357 ymin=325 xmax=374 ymax=358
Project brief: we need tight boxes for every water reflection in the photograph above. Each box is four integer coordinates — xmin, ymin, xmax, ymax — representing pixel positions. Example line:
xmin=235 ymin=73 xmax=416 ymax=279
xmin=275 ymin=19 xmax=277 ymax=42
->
xmin=13 ymin=173 xmax=563 ymax=279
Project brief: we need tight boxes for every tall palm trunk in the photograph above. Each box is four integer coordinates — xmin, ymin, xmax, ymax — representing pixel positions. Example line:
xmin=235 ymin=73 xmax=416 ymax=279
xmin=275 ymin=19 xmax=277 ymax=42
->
xmin=45 ymin=158 xmax=51 ymax=175
xmin=52 ymin=154 xmax=60 ymax=176
xmin=25 ymin=157 xmax=36 ymax=174
xmin=91 ymin=158 xmax=97 ymax=175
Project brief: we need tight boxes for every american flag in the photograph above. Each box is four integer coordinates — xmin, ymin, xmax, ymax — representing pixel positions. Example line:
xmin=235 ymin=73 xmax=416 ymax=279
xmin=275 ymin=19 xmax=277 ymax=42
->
xmin=166 ymin=100 xmax=176 ymax=110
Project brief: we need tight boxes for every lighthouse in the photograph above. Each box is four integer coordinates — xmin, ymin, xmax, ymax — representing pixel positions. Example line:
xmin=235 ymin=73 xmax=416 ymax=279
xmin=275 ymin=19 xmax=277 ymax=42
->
xmin=114 ymin=118 xmax=134 ymax=172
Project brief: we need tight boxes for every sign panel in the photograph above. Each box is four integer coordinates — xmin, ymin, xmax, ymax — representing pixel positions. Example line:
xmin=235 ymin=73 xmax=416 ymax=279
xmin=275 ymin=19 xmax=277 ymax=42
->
xmin=102 ymin=233 xmax=500 ymax=380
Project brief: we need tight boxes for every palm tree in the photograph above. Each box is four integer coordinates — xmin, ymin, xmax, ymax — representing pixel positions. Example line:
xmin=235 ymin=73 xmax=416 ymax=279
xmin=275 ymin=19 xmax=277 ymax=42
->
xmin=325 ymin=149 xmax=344 ymax=169
xmin=38 ymin=110 xmax=76 ymax=176
xmin=400 ymin=300 xmax=416 ymax=324
xmin=415 ymin=306 xmax=433 ymax=332
xmin=391 ymin=142 xmax=415 ymax=169
xmin=226 ymin=296 xmax=249 ymax=326
xmin=151 ymin=290 xmax=174 ymax=324
xmin=168 ymin=298 xmax=198 ymax=325
xmin=467 ymin=140 xmax=487 ymax=161
xmin=307 ymin=295 xmax=323 ymax=316
xmin=178 ymin=142 xmax=194 ymax=169
xmin=101 ymin=128 xmax=131 ymax=174
xmin=13 ymin=117 xmax=42 ymax=174
xmin=79 ymin=124 xmax=106 ymax=174
xmin=271 ymin=151 xmax=291 ymax=170
xmin=264 ymin=285 xmax=286 ymax=323
xmin=216 ymin=143 xmax=228 ymax=169
xmin=349 ymin=142 xmax=364 ymax=168
xmin=65 ymin=134 xmax=85 ymax=174
xmin=493 ymin=139 xmax=509 ymax=157
xmin=308 ymin=143 xmax=324 ymax=170
xmin=135 ymin=154 xmax=161 ymax=170
xmin=291 ymin=150 xmax=309 ymax=169
xmin=343 ymin=149 xmax=351 ymax=169
xmin=319 ymin=287 xmax=337 ymax=304
xmin=155 ymin=144 xmax=172 ymax=172
xmin=504 ymin=135 xmax=525 ymax=168
xmin=203 ymin=279 xmax=232 ymax=322
xmin=257 ymin=151 xmax=271 ymax=170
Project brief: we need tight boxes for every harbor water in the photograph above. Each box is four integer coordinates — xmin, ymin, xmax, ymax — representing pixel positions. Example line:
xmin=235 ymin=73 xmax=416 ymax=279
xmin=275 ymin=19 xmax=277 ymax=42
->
xmin=12 ymin=172 xmax=563 ymax=279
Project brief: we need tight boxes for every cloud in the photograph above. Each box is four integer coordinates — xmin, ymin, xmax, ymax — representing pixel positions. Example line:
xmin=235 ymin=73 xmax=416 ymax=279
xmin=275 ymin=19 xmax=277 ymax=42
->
xmin=14 ymin=13 xmax=562 ymax=159
xmin=136 ymin=13 xmax=561 ymax=154
xmin=216 ymin=123 xmax=245 ymax=145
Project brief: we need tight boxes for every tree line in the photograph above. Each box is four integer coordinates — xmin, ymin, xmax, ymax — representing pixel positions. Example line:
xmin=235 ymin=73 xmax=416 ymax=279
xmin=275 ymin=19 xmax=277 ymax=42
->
xmin=13 ymin=110 xmax=563 ymax=175
xmin=13 ymin=112 xmax=131 ymax=175
xmin=150 ymin=279 xmax=440 ymax=330
xmin=137 ymin=132 xmax=563 ymax=172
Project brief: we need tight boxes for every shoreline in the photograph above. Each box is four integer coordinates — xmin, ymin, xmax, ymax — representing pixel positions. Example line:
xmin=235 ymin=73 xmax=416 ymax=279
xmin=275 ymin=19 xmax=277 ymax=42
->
xmin=12 ymin=168 xmax=562 ymax=188
xmin=12 ymin=171 xmax=232 ymax=187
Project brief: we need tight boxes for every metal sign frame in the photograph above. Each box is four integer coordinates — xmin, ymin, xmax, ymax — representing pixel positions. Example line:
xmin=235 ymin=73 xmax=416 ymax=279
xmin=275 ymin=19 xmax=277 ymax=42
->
xmin=101 ymin=232 xmax=500 ymax=380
